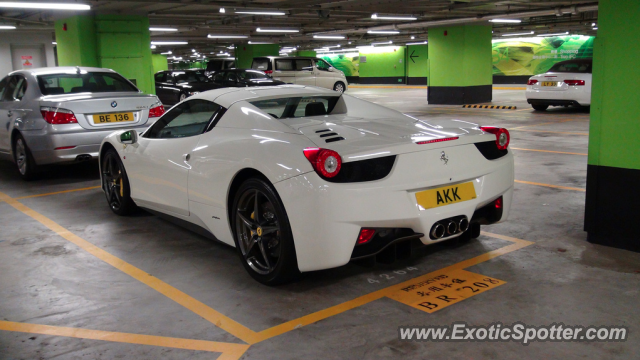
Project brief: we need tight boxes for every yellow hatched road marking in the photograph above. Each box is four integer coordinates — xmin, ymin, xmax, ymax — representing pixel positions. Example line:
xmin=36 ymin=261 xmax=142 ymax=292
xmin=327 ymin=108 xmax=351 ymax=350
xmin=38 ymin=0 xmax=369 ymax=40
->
xmin=14 ymin=185 xmax=101 ymax=200
xmin=0 ymin=321 xmax=249 ymax=359
xmin=515 ymin=180 xmax=585 ymax=192
xmin=0 ymin=191 xmax=261 ymax=345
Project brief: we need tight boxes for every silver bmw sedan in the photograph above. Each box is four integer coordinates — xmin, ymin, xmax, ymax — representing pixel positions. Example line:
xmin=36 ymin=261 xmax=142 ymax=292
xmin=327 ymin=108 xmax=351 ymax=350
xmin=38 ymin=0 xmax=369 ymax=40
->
xmin=0 ymin=66 xmax=165 ymax=179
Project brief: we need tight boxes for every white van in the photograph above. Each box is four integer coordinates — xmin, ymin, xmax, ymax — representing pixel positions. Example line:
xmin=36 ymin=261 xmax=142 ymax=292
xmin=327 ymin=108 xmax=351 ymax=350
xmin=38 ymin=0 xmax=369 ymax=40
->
xmin=251 ymin=56 xmax=348 ymax=93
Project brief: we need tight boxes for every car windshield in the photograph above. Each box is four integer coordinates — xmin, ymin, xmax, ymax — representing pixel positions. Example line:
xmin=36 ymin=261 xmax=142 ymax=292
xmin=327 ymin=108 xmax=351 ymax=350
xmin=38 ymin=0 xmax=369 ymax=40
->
xmin=249 ymin=96 xmax=340 ymax=119
xmin=548 ymin=61 xmax=592 ymax=73
xmin=237 ymin=71 xmax=269 ymax=80
xmin=252 ymin=58 xmax=270 ymax=71
xmin=37 ymin=72 xmax=138 ymax=95
xmin=174 ymin=71 xmax=209 ymax=82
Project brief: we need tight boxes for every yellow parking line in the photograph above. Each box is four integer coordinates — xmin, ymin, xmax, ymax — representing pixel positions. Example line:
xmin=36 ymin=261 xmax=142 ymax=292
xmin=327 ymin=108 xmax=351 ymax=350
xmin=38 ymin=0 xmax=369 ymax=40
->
xmin=515 ymin=180 xmax=585 ymax=192
xmin=0 ymin=320 xmax=249 ymax=358
xmin=0 ymin=191 xmax=260 ymax=345
xmin=252 ymin=231 xmax=533 ymax=343
xmin=511 ymin=129 xmax=588 ymax=135
xmin=15 ymin=185 xmax=101 ymax=200
xmin=510 ymin=118 xmax=579 ymax=130
xmin=511 ymin=148 xmax=588 ymax=156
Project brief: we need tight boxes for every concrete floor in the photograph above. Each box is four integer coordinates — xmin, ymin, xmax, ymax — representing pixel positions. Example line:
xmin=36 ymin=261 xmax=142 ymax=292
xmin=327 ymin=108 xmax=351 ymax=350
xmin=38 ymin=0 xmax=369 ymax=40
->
xmin=1 ymin=87 xmax=638 ymax=359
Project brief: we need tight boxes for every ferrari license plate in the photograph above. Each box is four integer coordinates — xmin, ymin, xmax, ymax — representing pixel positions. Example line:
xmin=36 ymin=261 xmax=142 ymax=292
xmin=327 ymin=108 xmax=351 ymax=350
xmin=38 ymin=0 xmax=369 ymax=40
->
xmin=416 ymin=182 xmax=477 ymax=210
xmin=93 ymin=112 xmax=134 ymax=124
xmin=541 ymin=81 xmax=558 ymax=87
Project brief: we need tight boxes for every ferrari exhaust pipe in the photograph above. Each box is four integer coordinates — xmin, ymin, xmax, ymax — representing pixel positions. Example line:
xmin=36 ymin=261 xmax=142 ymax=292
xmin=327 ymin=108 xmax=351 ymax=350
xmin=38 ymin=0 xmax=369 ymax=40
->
xmin=459 ymin=218 xmax=470 ymax=233
xmin=446 ymin=221 xmax=458 ymax=235
xmin=431 ymin=223 xmax=445 ymax=239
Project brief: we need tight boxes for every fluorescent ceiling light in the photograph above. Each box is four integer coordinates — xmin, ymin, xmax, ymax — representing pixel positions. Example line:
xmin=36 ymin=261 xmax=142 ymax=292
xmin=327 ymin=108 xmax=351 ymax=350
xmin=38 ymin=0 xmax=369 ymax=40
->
xmin=0 ymin=25 xmax=16 ymax=30
xmin=367 ymin=30 xmax=400 ymax=34
xmin=593 ymin=27 xmax=598 ymax=30
xmin=371 ymin=41 xmax=393 ymax=46
xmin=190 ymin=55 xmax=198 ymax=57
xmin=410 ymin=36 xmax=415 ymax=39
xmin=501 ymin=31 xmax=534 ymax=37
xmin=489 ymin=19 xmax=522 ymax=23
xmin=256 ymin=28 xmax=299 ymax=33
xmin=313 ymin=35 xmax=345 ymax=39
xmin=207 ymin=34 xmax=248 ymax=39
xmin=326 ymin=45 xmax=341 ymax=48
xmin=236 ymin=11 xmax=285 ymax=16
xmin=371 ymin=14 xmax=417 ymax=21
xmin=149 ymin=27 xmax=178 ymax=32
xmin=406 ymin=41 xmax=427 ymax=45
xmin=150 ymin=45 xmax=156 ymax=49
xmin=151 ymin=41 xmax=188 ymax=45
xmin=537 ymin=32 xmax=569 ymax=37
xmin=192 ymin=49 xmax=196 ymax=52
xmin=161 ymin=51 xmax=172 ymax=55
xmin=52 ymin=41 xmax=57 ymax=45
xmin=0 ymin=2 xmax=90 ymax=10
xmin=219 ymin=8 xmax=225 ymax=13
xmin=248 ymin=41 xmax=274 ymax=44
xmin=217 ymin=53 xmax=231 ymax=56
xmin=314 ymin=48 xmax=329 ymax=51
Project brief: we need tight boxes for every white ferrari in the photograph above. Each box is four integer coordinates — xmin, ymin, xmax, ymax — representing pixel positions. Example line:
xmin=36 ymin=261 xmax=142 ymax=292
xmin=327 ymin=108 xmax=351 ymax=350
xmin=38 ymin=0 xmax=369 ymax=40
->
xmin=99 ymin=85 xmax=514 ymax=285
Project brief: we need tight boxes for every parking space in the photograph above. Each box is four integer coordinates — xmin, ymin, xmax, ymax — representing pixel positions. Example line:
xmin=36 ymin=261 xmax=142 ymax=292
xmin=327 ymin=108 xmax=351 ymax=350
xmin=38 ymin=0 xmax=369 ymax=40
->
xmin=1 ymin=88 xmax=638 ymax=359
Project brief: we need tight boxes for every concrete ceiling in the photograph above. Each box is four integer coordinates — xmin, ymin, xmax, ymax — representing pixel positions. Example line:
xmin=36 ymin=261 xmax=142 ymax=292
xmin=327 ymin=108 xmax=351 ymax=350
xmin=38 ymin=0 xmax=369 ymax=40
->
xmin=1 ymin=0 xmax=599 ymax=59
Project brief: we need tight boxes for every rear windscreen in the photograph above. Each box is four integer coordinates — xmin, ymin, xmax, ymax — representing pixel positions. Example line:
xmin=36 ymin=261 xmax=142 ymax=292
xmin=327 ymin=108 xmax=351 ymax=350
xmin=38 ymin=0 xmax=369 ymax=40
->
xmin=548 ymin=61 xmax=592 ymax=73
xmin=207 ymin=61 xmax=223 ymax=71
xmin=251 ymin=58 xmax=271 ymax=71
xmin=249 ymin=96 xmax=340 ymax=119
xmin=37 ymin=72 xmax=138 ymax=95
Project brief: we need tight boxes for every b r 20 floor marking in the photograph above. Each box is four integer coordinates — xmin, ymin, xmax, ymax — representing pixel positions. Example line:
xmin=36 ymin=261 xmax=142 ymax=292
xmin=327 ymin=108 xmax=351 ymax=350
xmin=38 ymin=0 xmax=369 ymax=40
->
xmin=387 ymin=269 xmax=505 ymax=313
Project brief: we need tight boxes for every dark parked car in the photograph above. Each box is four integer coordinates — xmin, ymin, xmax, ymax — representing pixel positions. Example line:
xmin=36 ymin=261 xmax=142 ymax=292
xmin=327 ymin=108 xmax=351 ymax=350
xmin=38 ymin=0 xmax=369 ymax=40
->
xmin=210 ymin=69 xmax=286 ymax=88
xmin=204 ymin=58 xmax=235 ymax=77
xmin=154 ymin=69 xmax=218 ymax=105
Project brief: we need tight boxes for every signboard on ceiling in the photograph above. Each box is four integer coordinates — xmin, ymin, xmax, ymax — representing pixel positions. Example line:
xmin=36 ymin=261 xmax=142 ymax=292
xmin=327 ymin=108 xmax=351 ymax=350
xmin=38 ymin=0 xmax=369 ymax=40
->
xmin=492 ymin=35 xmax=594 ymax=76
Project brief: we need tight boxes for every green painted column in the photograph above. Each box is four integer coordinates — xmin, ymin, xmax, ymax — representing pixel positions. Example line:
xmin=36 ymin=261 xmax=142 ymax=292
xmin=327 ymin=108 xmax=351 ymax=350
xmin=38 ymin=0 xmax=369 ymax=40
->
xmin=584 ymin=0 xmax=640 ymax=252
xmin=235 ymin=44 xmax=279 ymax=69
xmin=358 ymin=46 xmax=406 ymax=84
xmin=152 ymin=54 xmax=168 ymax=73
xmin=406 ymin=44 xmax=428 ymax=85
xmin=55 ymin=15 xmax=155 ymax=94
xmin=427 ymin=24 xmax=492 ymax=104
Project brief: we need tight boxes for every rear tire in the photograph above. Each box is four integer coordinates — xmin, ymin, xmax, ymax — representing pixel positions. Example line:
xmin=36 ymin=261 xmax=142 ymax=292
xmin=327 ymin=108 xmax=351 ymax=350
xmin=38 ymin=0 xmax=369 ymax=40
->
xmin=231 ymin=178 xmax=299 ymax=285
xmin=13 ymin=134 xmax=37 ymax=181
xmin=532 ymin=104 xmax=549 ymax=111
xmin=101 ymin=148 xmax=137 ymax=216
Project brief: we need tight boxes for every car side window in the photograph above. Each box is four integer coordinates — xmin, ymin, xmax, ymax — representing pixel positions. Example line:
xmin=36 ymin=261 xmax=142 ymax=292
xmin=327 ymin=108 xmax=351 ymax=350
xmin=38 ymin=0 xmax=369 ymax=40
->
xmin=144 ymin=100 xmax=222 ymax=139
xmin=226 ymin=73 xmax=238 ymax=82
xmin=275 ymin=59 xmax=294 ymax=71
xmin=213 ymin=72 xmax=226 ymax=83
xmin=295 ymin=59 xmax=313 ymax=71
xmin=0 ymin=77 xmax=8 ymax=101
xmin=154 ymin=72 xmax=166 ymax=82
xmin=315 ymin=59 xmax=331 ymax=71
xmin=13 ymin=76 xmax=27 ymax=100
xmin=3 ymin=76 xmax=27 ymax=101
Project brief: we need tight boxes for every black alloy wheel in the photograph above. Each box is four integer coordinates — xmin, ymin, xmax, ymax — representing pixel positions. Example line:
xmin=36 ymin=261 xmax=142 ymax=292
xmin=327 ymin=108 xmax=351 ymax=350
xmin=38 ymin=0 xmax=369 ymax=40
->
xmin=102 ymin=149 xmax=136 ymax=215
xmin=232 ymin=178 xmax=299 ymax=285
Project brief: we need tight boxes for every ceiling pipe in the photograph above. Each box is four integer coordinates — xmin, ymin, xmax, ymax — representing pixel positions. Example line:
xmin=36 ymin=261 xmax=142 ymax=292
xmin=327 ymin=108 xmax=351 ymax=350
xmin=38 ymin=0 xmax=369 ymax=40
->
xmin=307 ymin=4 xmax=598 ymax=36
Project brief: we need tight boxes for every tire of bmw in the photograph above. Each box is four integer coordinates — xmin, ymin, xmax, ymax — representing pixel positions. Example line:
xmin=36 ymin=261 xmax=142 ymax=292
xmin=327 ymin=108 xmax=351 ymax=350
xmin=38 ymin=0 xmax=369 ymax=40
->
xmin=231 ymin=178 xmax=300 ymax=285
xmin=13 ymin=134 xmax=37 ymax=180
xmin=102 ymin=148 xmax=137 ymax=216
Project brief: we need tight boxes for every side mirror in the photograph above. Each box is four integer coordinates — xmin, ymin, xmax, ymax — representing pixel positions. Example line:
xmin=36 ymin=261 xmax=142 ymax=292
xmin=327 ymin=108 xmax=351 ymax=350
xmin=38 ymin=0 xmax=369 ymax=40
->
xmin=327 ymin=67 xmax=335 ymax=72
xmin=120 ymin=130 xmax=137 ymax=145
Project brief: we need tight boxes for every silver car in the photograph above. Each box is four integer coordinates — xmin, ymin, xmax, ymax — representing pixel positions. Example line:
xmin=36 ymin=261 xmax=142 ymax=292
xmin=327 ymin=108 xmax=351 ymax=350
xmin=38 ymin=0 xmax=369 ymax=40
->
xmin=0 ymin=66 xmax=165 ymax=179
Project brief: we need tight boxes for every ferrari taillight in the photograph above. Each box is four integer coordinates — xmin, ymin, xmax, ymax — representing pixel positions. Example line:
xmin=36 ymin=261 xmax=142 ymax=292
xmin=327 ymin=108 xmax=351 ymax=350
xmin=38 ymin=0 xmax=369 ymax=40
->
xmin=527 ymin=79 xmax=539 ymax=86
xmin=40 ymin=107 xmax=78 ymax=124
xmin=149 ymin=104 xmax=165 ymax=118
xmin=303 ymin=147 xmax=342 ymax=178
xmin=480 ymin=126 xmax=510 ymax=150
xmin=564 ymin=80 xmax=586 ymax=86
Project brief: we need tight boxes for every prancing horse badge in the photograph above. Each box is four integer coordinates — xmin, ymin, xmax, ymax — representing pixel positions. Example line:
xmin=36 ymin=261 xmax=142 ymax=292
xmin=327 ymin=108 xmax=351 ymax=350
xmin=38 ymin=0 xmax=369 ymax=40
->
xmin=440 ymin=151 xmax=448 ymax=165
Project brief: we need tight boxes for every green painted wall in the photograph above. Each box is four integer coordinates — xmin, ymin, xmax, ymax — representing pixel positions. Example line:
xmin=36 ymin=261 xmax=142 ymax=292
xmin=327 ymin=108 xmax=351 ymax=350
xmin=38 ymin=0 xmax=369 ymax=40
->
xmin=428 ymin=25 xmax=492 ymax=87
xmin=359 ymin=46 xmax=406 ymax=80
xmin=588 ymin=0 xmax=640 ymax=170
xmin=54 ymin=15 xmax=155 ymax=94
xmin=152 ymin=54 xmax=168 ymax=73
xmin=406 ymin=44 xmax=428 ymax=78
xmin=235 ymin=44 xmax=279 ymax=69
xmin=55 ymin=16 xmax=98 ymax=67
xmin=294 ymin=50 xmax=316 ymax=57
